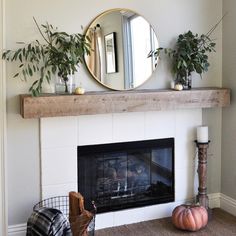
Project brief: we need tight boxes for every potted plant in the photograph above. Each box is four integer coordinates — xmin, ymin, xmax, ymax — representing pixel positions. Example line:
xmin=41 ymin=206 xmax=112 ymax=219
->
xmin=2 ymin=18 xmax=91 ymax=96
xmin=150 ymin=30 xmax=216 ymax=89
xmin=149 ymin=16 xmax=226 ymax=89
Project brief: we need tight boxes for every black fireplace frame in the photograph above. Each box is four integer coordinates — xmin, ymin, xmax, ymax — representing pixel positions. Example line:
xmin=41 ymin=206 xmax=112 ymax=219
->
xmin=78 ymin=138 xmax=175 ymax=213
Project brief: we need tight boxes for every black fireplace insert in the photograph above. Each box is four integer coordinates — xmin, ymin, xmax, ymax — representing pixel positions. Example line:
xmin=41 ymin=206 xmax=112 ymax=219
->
xmin=78 ymin=138 xmax=174 ymax=213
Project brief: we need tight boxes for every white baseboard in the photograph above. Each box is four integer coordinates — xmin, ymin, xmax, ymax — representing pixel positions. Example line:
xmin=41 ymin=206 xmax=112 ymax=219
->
xmin=220 ymin=193 xmax=236 ymax=217
xmin=208 ymin=193 xmax=221 ymax=208
xmin=8 ymin=223 xmax=26 ymax=236
xmin=7 ymin=193 xmax=236 ymax=235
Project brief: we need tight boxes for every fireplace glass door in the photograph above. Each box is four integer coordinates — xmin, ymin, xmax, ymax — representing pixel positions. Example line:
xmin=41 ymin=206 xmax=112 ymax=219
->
xmin=78 ymin=138 xmax=174 ymax=213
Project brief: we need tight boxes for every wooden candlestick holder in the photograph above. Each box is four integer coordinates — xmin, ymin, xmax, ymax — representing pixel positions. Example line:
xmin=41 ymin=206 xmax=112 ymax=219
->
xmin=195 ymin=140 xmax=212 ymax=218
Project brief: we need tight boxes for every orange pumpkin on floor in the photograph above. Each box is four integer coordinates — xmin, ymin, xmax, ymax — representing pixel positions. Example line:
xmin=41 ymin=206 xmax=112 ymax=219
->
xmin=172 ymin=204 xmax=208 ymax=231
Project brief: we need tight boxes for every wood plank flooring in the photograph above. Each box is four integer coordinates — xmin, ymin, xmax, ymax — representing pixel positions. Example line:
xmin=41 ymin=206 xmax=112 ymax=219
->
xmin=95 ymin=208 xmax=236 ymax=236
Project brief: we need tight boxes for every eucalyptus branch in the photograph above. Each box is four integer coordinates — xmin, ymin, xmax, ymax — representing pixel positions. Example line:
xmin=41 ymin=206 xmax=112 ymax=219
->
xmin=2 ymin=18 xmax=91 ymax=96
xmin=206 ymin=12 xmax=228 ymax=37
xmin=33 ymin=17 xmax=51 ymax=45
xmin=151 ymin=25 xmax=220 ymax=85
xmin=46 ymin=22 xmax=53 ymax=45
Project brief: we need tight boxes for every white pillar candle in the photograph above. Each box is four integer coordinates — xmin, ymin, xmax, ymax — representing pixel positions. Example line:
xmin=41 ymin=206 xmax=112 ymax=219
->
xmin=197 ymin=126 xmax=209 ymax=143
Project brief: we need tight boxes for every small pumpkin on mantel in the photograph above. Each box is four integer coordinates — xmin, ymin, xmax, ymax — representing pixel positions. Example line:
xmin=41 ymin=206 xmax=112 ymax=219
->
xmin=172 ymin=204 xmax=208 ymax=231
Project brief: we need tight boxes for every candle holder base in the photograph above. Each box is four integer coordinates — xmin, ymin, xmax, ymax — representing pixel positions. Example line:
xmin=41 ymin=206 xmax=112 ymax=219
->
xmin=207 ymin=207 xmax=213 ymax=220
xmin=195 ymin=140 xmax=211 ymax=145
xmin=195 ymin=140 xmax=211 ymax=218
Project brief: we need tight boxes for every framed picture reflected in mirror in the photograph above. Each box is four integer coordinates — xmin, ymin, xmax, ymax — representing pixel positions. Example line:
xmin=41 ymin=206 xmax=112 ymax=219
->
xmin=104 ymin=32 xmax=117 ymax=74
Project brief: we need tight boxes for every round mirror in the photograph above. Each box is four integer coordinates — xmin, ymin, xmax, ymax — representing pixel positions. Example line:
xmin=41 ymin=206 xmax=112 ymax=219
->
xmin=84 ymin=9 xmax=159 ymax=90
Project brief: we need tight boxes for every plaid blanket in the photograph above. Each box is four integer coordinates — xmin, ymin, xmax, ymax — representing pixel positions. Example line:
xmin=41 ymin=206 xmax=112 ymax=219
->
xmin=26 ymin=207 xmax=72 ymax=236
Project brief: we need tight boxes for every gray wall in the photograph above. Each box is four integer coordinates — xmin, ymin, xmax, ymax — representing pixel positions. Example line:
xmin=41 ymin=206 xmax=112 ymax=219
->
xmin=203 ymin=108 xmax=222 ymax=194
xmin=222 ymin=0 xmax=236 ymax=200
xmin=6 ymin=0 xmax=223 ymax=225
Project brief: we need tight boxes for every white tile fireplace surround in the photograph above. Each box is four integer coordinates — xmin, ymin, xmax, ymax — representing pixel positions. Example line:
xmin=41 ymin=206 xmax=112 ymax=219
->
xmin=40 ymin=109 xmax=201 ymax=229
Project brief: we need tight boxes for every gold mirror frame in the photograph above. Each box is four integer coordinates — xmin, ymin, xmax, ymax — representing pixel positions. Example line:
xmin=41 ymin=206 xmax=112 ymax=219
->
xmin=84 ymin=8 xmax=159 ymax=90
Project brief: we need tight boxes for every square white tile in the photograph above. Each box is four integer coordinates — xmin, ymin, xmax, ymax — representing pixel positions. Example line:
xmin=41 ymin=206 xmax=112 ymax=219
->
xmin=95 ymin=212 xmax=114 ymax=230
xmin=113 ymin=202 xmax=178 ymax=227
xmin=175 ymin=137 xmax=197 ymax=169
xmin=144 ymin=110 xmax=176 ymax=139
xmin=41 ymin=147 xmax=77 ymax=186
xmin=175 ymin=109 xmax=201 ymax=169
xmin=42 ymin=182 xmax=77 ymax=199
xmin=175 ymin=109 xmax=202 ymax=140
xmin=113 ymin=112 xmax=145 ymax=142
xmin=78 ymin=114 xmax=113 ymax=145
xmin=175 ymin=166 xmax=197 ymax=201
xmin=40 ymin=117 xmax=77 ymax=149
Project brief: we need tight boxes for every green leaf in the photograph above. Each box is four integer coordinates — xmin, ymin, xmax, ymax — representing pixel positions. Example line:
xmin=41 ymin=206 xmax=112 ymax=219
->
xmin=30 ymin=80 xmax=38 ymax=89
xmin=33 ymin=65 xmax=36 ymax=72
xmin=13 ymin=73 xmax=19 ymax=78
xmin=19 ymin=53 xmax=22 ymax=62
xmin=45 ymin=75 xmax=50 ymax=83
xmin=28 ymin=65 xmax=33 ymax=76
xmin=22 ymin=48 xmax=26 ymax=57
xmin=177 ymin=61 xmax=182 ymax=69
xmin=183 ymin=60 xmax=187 ymax=68
xmin=22 ymin=69 xmax=27 ymax=81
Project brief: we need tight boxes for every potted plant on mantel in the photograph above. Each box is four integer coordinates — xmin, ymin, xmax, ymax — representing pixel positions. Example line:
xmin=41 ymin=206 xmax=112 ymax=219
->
xmin=2 ymin=18 xmax=91 ymax=96
xmin=163 ymin=30 xmax=216 ymax=89
xmin=149 ymin=17 xmax=224 ymax=90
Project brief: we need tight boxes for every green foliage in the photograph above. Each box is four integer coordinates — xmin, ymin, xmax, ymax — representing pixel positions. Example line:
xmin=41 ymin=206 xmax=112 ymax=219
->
xmin=170 ymin=31 xmax=215 ymax=83
xmin=2 ymin=18 xmax=91 ymax=96
xmin=150 ymin=31 xmax=216 ymax=84
xmin=149 ymin=14 xmax=228 ymax=85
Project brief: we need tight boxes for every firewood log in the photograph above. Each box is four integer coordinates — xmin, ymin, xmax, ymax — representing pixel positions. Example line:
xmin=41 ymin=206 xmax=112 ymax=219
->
xmin=70 ymin=210 xmax=93 ymax=236
xmin=69 ymin=192 xmax=94 ymax=236
xmin=69 ymin=191 xmax=84 ymax=222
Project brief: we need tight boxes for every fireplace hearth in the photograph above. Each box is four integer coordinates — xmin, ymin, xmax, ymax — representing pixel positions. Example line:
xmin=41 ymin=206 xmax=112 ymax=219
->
xmin=78 ymin=138 xmax=174 ymax=213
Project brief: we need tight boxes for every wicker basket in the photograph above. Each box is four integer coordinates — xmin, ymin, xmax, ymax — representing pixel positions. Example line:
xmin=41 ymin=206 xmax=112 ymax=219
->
xmin=33 ymin=196 xmax=96 ymax=236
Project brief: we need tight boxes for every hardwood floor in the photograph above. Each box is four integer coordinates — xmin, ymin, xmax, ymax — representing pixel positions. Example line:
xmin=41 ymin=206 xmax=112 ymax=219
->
xmin=95 ymin=208 xmax=236 ymax=236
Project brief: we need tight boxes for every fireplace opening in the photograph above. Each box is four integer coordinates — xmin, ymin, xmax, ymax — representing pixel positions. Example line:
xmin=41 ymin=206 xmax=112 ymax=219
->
xmin=78 ymin=138 xmax=174 ymax=213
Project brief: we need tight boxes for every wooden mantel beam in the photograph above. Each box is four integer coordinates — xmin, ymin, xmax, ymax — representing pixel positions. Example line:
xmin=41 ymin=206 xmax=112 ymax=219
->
xmin=20 ymin=87 xmax=230 ymax=119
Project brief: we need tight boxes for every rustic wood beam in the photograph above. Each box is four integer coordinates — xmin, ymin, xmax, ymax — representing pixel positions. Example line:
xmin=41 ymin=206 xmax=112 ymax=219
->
xmin=20 ymin=87 xmax=230 ymax=119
